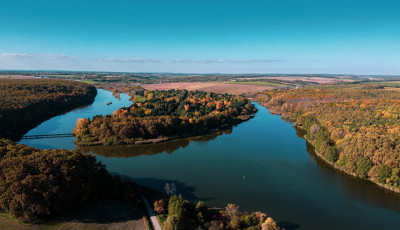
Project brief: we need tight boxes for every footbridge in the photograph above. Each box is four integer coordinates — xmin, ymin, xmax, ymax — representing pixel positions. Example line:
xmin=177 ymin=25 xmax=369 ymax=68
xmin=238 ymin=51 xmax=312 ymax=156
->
xmin=21 ymin=133 xmax=74 ymax=139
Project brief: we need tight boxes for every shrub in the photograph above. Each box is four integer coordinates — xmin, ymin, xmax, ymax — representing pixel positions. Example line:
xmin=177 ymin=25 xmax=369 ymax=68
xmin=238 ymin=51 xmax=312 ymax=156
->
xmin=154 ymin=199 xmax=168 ymax=214
xmin=262 ymin=217 xmax=282 ymax=230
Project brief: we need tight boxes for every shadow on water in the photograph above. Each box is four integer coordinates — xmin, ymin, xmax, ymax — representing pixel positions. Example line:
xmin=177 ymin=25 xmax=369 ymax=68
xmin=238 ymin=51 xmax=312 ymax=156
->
xmin=79 ymin=129 xmax=232 ymax=158
xmin=278 ymin=221 xmax=300 ymax=230
xmin=115 ymin=173 xmax=216 ymax=203
xmin=295 ymin=126 xmax=400 ymax=214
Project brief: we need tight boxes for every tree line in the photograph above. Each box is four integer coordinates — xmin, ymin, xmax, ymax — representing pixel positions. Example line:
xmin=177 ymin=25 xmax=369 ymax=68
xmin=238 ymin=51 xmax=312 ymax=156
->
xmin=256 ymin=84 xmax=400 ymax=189
xmin=0 ymin=139 xmax=142 ymax=223
xmin=0 ymin=79 xmax=97 ymax=140
xmin=73 ymin=89 xmax=257 ymax=145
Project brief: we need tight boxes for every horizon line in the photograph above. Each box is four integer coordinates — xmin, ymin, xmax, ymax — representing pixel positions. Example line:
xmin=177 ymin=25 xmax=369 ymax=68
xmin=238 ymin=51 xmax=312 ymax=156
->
xmin=0 ymin=69 xmax=399 ymax=77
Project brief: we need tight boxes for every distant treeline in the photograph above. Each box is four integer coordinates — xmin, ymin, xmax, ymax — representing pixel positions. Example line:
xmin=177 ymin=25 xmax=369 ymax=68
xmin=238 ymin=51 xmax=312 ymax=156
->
xmin=256 ymin=84 xmax=400 ymax=191
xmin=0 ymin=139 xmax=142 ymax=223
xmin=0 ymin=79 xmax=97 ymax=140
xmin=73 ymin=89 xmax=257 ymax=145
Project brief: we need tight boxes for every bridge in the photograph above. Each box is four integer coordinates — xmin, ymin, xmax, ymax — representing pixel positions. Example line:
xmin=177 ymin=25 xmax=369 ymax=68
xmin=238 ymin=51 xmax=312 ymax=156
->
xmin=21 ymin=133 xmax=74 ymax=139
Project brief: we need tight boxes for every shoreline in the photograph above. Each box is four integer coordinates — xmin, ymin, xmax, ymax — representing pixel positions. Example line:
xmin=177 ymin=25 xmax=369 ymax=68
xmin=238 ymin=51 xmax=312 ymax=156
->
xmin=75 ymin=114 xmax=256 ymax=146
xmin=259 ymin=102 xmax=400 ymax=196
xmin=1 ymin=83 xmax=97 ymax=141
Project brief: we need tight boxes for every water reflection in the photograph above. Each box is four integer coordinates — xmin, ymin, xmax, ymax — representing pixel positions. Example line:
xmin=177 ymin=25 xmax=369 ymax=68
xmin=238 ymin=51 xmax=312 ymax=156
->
xmin=299 ymin=128 xmax=400 ymax=214
xmin=19 ymin=88 xmax=400 ymax=230
xmin=79 ymin=129 xmax=232 ymax=158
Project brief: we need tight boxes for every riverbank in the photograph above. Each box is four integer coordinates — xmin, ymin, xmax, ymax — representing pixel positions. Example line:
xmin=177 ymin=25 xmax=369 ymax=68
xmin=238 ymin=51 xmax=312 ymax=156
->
xmin=75 ymin=113 xmax=255 ymax=146
xmin=301 ymin=127 xmax=400 ymax=195
xmin=259 ymin=101 xmax=400 ymax=196
xmin=0 ymin=79 xmax=97 ymax=141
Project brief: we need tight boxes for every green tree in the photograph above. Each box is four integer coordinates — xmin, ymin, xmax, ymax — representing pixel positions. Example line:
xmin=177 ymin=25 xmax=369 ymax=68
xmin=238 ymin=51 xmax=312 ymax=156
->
xmin=377 ymin=164 xmax=392 ymax=183
xmin=164 ymin=214 xmax=181 ymax=230
xmin=356 ymin=156 xmax=372 ymax=179
xmin=167 ymin=196 xmax=196 ymax=229
xmin=325 ymin=146 xmax=339 ymax=162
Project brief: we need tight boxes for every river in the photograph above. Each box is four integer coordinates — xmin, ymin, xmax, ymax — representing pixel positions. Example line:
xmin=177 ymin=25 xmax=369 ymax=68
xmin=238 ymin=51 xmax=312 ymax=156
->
xmin=20 ymin=89 xmax=400 ymax=230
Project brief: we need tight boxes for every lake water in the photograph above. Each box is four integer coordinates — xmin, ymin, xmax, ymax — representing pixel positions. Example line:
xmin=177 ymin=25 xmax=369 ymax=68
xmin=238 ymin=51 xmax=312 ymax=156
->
xmin=20 ymin=89 xmax=400 ymax=230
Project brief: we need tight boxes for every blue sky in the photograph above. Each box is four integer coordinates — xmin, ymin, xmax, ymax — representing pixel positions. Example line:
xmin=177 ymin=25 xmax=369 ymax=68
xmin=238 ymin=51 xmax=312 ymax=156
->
xmin=0 ymin=0 xmax=399 ymax=74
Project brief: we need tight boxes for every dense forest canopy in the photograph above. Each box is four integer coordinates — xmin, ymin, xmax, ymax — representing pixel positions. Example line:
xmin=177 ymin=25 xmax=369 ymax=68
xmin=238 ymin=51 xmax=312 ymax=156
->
xmin=257 ymin=85 xmax=400 ymax=189
xmin=0 ymin=139 xmax=140 ymax=223
xmin=0 ymin=79 xmax=96 ymax=139
xmin=74 ymin=89 xmax=257 ymax=145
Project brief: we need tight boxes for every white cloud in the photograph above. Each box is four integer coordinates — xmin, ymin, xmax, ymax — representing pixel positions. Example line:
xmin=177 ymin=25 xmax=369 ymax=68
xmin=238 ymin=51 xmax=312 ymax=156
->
xmin=98 ymin=57 xmax=161 ymax=62
xmin=98 ymin=57 xmax=283 ymax=64
xmin=229 ymin=59 xmax=282 ymax=63
xmin=0 ymin=53 xmax=34 ymax=58
xmin=167 ymin=59 xmax=194 ymax=63
xmin=0 ymin=53 xmax=74 ymax=60
xmin=197 ymin=59 xmax=226 ymax=63
xmin=167 ymin=59 xmax=282 ymax=64
xmin=39 ymin=54 xmax=74 ymax=60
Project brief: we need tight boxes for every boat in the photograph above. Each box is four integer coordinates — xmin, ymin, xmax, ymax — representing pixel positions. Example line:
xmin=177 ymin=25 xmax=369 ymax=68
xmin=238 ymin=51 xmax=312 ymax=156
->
xmin=107 ymin=102 xmax=112 ymax=105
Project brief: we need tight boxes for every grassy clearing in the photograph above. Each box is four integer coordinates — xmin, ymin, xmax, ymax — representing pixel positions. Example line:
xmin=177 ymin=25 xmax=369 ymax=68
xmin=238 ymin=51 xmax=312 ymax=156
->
xmin=80 ymin=80 xmax=97 ymax=84
xmin=133 ymin=95 xmax=147 ymax=102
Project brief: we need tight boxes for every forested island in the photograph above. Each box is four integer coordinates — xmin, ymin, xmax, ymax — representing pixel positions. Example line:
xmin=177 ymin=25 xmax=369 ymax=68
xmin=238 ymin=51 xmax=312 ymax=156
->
xmin=256 ymin=84 xmax=400 ymax=193
xmin=73 ymin=89 xmax=257 ymax=145
xmin=0 ymin=79 xmax=97 ymax=140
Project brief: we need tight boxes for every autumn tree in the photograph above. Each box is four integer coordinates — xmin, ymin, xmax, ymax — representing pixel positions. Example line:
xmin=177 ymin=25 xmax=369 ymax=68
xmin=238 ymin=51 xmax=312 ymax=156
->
xmin=377 ymin=164 xmax=392 ymax=183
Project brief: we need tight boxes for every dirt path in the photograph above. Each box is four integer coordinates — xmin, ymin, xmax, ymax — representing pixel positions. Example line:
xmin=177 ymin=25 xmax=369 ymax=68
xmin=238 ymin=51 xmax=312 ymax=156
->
xmin=142 ymin=196 xmax=162 ymax=230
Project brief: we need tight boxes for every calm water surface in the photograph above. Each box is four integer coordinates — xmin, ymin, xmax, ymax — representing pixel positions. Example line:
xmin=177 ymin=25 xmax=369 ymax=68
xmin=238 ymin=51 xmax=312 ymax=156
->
xmin=20 ymin=89 xmax=400 ymax=230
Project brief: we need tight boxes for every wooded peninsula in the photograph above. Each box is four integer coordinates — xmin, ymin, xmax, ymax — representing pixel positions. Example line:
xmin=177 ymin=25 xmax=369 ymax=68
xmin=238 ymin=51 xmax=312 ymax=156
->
xmin=0 ymin=79 xmax=97 ymax=140
xmin=73 ymin=89 xmax=257 ymax=145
